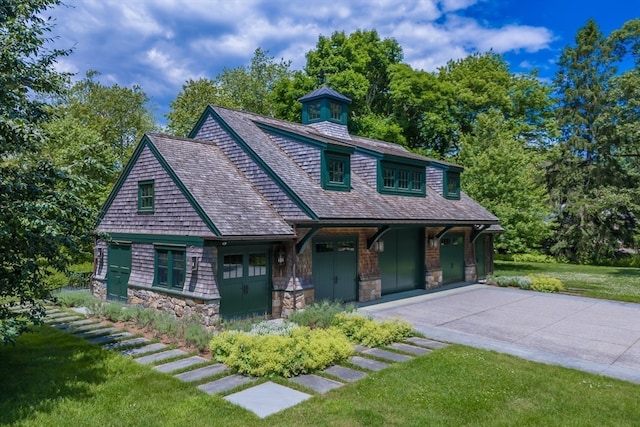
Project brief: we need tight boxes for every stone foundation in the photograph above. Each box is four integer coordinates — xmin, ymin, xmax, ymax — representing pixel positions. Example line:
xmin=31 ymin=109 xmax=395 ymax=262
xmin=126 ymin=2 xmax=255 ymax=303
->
xmin=465 ymin=264 xmax=477 ymax=283
xmin=359 ymin=277 xmax=381 ymax=302
xmin=281 ymin=278 xmax=305 ymax=318
xmin=425 ymin=270 xmax=442 ymax=289
xmin=91 ymin=279 xmax=107 ymax=300
xmin=128 ymin=288 xmax=220 ymax=326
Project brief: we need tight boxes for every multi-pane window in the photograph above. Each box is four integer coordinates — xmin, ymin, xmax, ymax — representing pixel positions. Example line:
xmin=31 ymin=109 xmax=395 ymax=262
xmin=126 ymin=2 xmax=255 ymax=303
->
xmin=330 ymin=102 xmax=342 ymax=121
xmin=380 ymin=162 xmax=425 ymax=196
xmin=308 ymin=102 xmax=321 ymax=121
xmin=383 ymin=168 xmax=395 ymax=188
xmin=138 ymin=180 xmax=154 ymax=212
xmin=323 ymin=152 xmax=350 ymax=191
xmin=445 ymin=171 xmax=461 ymax=199
xmin=328 ymin=158 xmax=345 ymax=184
xmin=248 ymin=253 xmax=267 ymax=277
xmin=155 ymin=247 xmax=185 ymax=290
xmin=223 ymin=254 xmax=243 ymax=279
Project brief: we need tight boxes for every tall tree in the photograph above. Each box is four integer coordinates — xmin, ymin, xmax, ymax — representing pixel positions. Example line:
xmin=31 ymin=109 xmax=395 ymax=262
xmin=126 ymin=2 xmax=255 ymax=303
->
xmin=0 ymin=0 xmax=92 ymax=344
xmin=549 ymin=19 xmax=640 ymax=263
xmin=459 ymin=111 xmax=552 ymax=253
xmin=56 ymin=70 xmax=156 ymax=163
xmin=166 ymin=48 xmax=291 ymax=136
xmin=272 ymin=29 xmax=405 ymax=140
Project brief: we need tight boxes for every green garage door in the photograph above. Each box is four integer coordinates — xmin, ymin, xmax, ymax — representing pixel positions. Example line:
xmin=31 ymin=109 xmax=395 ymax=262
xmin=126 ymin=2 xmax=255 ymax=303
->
xmin=441 ymin=234 xmax=465 ymax=284
xmin=219 ymin=247 xmax=271 ymax=318
xmin=379 ymin=228 xmax=423 ymax=295
xmin=107 ymin=243 xmax=131 ymax=302
xmin=312 ymin=237 xmax=357 ymax=303
xmin=475 ymin=236 xmax=487 ymax=279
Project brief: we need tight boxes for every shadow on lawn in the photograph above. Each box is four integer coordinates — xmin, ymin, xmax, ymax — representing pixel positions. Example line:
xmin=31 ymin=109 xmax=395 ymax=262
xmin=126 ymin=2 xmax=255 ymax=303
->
xmin=494 ymin=261 xmax=547 ymax=273
xmin=0 ymin=325 xmax=110 ymax=425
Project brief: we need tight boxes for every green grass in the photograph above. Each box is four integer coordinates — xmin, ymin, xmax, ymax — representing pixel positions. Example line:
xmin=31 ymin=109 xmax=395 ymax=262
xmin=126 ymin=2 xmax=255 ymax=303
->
xmin=2 ymin=325 xmax=640 ymax=426
xmin=495 ymin=260 xmax=640 ymax=303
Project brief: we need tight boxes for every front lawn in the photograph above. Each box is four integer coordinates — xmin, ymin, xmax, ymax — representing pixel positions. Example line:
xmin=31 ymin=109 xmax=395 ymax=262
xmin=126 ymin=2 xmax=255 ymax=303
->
xmin=495 ymin=260 xmax=640 ymax=303
xmin=2 ymin=325 xmax=639 ymax=426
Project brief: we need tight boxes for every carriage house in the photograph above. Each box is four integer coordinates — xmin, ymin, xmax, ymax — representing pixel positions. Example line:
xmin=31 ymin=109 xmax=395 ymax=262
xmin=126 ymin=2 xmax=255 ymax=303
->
xmin=92 ymin=86 xmax=501 ymax=324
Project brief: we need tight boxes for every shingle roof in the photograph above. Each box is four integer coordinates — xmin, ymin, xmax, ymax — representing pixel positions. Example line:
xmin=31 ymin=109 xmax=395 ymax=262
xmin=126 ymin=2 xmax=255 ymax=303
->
xmin=298 ymin=85 xmax=352 ymax=103
xmin=147 ymin=133 xmax=295 ymax=237
xmin=207 ymin=107 xmax=499 ymax=225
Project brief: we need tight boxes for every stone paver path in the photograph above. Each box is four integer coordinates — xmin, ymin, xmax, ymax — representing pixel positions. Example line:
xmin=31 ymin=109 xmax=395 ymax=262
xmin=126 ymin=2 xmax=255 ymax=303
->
xmin=41 ymin=306 xmax=449 ymax=418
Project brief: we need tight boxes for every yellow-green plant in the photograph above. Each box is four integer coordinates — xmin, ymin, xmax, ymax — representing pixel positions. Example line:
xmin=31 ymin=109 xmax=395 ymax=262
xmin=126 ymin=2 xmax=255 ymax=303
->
xmin=209 ymin=326 xmax=353 ymax=377
xmin=331 ymin=313 xmax=413 ymax=347
xmin=529 ymin=275 xmax=565 ymax=293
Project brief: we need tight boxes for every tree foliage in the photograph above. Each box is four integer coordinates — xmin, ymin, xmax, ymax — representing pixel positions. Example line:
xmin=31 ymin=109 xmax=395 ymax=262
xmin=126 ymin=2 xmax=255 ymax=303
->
xmin=459 ymin=111 xmax=552 ymax=253
xmin=0 ymin=0 xmax=93 ymax=344
xmin=44 ymin=71 xmax=156 ymax=212
xmin=549 ymin=19 xmax=640 ymax=263
xmin=166 ymin=48 xmax=290 ymax=136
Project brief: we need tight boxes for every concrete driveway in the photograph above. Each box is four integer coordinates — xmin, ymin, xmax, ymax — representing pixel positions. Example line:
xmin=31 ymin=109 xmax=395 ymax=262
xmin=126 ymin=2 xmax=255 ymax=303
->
xmin=361 ymin=284 xmax=640 ymax=384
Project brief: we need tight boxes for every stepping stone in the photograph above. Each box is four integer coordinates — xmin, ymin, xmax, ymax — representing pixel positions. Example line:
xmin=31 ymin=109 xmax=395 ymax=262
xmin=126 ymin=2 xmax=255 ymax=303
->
xmin=64 ymin=322 xmax=107 ymax=332
xmin=362 ymin=348 xmax=413 ymax=362
xmin=224 ymin=381 xmax=311 ymax=419
xmin=289 ymin=374 xmax=344 ymax=394
xmin=74 ymin=327 xmax=119 ymax=338
xmin=135 ymin=349 xmax=187 ymax=365
xmin=53 ymin=319 xmax=95 ymax=329
xmin=46 ymin=309 xmax=61 ymax=314
xmin=45 ymin=315 xmax=79 ymax=324
xmin=70 ymin=307 xmax=90 ymax=316
xmin=154 ymin=356 xmax=207 ymax=373
xmin=406 ymin=337 xmax=449 ymax=349
xmin=174 ymin=363 xmax=229 ymax=382
xmin=45 ymin=312 xmax=73 ymax=319
xmin=354 ymin=345 xmax=370 ymax=352
xmin=86 ymin=332 xmax=133 ymax=345
xmin=323 ymin=365 xmax=367 ymax=382
xmin=198 ymin=374 xmax=254 ymax=395
xmin=121 ymin=342 xmax=168 ymax=357
xmin=104 ymin=337 xmax=150 ymax=350
xmin=349 ymin=356 xmax=390 ymax=372
xmin=389 ymin=342 xmax=432 ymax=356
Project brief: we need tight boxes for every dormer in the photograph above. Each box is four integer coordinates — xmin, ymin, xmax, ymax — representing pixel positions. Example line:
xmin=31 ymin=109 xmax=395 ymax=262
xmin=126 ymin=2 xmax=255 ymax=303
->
xmin=299 ymin=86 xmax=352 ymax=139
xmin=427 ymin=163 xmax=462 ymax=200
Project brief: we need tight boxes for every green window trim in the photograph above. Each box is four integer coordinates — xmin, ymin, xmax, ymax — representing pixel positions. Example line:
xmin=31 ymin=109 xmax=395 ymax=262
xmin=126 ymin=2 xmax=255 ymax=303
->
xmin=444 ymin=171 xmax=461 ymax=200
xmin=322 ymin=152 xmax=351 ymax=192
xmin=137 ymin=180 xmax=154 ymax=213
xmin=302 ymin=99 xmax=348 ymax=125
xmin=378 ymin=161 xmax=425 ymax=197
xmin=154 ymin=246 xmax=185 ymax=290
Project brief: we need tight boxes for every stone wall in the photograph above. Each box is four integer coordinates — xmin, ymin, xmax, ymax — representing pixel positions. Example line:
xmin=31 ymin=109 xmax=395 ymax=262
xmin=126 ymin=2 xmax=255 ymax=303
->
xmin=359 ymin=277 xmax=381 ymax=302
xmin=128 ymin=287 xmax=220 ymax=326
xmin=92 ymin=279 xmax=107 ymax=300
xmin=425 ymin=270 xmax=442 ymax=289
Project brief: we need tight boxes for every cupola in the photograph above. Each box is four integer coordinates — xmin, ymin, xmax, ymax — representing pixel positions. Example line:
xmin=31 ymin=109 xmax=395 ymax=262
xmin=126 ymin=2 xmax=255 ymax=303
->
xmin=299 ymin=85 xmax=352 ymax=139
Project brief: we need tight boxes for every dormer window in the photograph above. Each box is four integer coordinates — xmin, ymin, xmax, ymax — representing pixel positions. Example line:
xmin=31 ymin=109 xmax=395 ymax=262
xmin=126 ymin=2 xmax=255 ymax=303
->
xmin=379 ymin=161 xmax=425 ymax=197
xmin=445 ymin=171 xmax=461 ymax=200
xmin=322 ymin=152 xmax=350 ymax=192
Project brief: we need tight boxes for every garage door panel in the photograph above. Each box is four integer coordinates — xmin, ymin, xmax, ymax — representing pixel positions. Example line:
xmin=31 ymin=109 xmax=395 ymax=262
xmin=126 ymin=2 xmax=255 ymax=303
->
xmin=312 ymin=238 xmax=357 ymax=303
xmin=380 ymin=228 xmax=423 ymax=295
xmin=441 ymin=234 xmax=464 ymax=284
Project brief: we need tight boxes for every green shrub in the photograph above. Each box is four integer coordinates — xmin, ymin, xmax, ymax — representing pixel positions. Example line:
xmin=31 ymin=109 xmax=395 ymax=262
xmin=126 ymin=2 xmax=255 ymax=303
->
xmin=494 ymin=276 xmax=532 ymax=289
xmin=529 ymin=275 xmax=565 ymax=293
xmin=152 ymin=312 xmax=179 ymax=336
xmin=331 ymin=312 xmax=413 ymax=347
xmin=184 ymin=321 xmax=213 ymax=351
xmin=287 ymin=300 xmax=354 ymax=329
xmin=55 ymin=290 xmax=98 ymax=308
xmin=101 ymin=302 xmax=128 ymax=322
xmin=209 ymin=326 xmax=353 ymax=377
xmin=512 ymin=253 xmax=558 ymax=264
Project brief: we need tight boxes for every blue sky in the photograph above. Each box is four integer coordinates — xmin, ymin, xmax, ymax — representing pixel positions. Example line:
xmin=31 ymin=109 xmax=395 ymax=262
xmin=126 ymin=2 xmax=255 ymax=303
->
xmin=49 ymin=0 xmax=638 ymax=123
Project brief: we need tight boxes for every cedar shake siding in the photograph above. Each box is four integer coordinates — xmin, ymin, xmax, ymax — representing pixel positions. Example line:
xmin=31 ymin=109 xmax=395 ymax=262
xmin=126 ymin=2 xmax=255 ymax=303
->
xmin=97 ymin=146 xmax=214 ymax=237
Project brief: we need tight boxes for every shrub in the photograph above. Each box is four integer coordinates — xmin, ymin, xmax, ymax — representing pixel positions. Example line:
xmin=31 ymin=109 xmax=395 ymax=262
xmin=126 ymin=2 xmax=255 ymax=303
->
xmin=55 ymin=290 xmax=98 ymax=308
xmin=512 ymin=253 xmax=558 ymax=264
xmin=494 ymin=276 xmax=532 ymax=289
xmin=184 ymin=321 xmax=214 ymax=351
xmin=529 ymin=275 xmax=565 ymax=293
xmin=287 ymin=300 xmax=354 ymax=329
xmin=331 ymin=312 xmax=413 ymax=347
xmin=209 ymin=326 xmax=353 ymax=377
